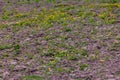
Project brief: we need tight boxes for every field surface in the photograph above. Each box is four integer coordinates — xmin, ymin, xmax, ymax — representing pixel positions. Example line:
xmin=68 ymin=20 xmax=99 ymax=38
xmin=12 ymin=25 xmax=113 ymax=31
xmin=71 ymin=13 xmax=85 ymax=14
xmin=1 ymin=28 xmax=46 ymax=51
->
xmin=0 ymin=0 xmax=120 ymax=80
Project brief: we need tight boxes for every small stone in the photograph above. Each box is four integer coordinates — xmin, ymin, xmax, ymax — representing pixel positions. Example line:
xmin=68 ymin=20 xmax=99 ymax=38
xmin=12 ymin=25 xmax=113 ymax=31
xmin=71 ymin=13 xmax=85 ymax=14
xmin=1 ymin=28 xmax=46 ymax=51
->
xmin=0 ymin=78 xmax=3 ymax=80
xmin=3 ymin=71 xmax=9 ymax=78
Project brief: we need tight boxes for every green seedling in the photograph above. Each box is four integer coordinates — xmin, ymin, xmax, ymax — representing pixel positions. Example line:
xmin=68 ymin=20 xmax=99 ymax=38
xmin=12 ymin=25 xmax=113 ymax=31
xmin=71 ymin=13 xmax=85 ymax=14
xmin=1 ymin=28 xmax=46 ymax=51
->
xmin=80 ymin=64 xmax=89 ymax=71
xmin=0 ymin=45 xmax=12 ymax=50
xmin=79 ymin=49 xmax=89 ymax=57
xmin=13 ymin=43 xmax=21 ymax=54
xmin=22 ymin=75 xmax=44 ymax=80
xmin=63 ymin=27 xmax=72 ymax=32
xmin=34 ymin=0 xmax=40 ymax=3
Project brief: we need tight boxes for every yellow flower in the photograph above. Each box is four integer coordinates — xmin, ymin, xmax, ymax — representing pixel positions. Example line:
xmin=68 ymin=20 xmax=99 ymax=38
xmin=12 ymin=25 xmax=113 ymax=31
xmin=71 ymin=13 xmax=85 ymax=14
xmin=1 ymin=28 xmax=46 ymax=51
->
xmin=48 ymin=67 xmax=51 ymax=71
xmin=50 ymin=60 xmax=55 ymax=64
xmin=116 ymin=4 xmax=120 ymax=8
xmin=99 ymin=59 xmax=105 ymax=63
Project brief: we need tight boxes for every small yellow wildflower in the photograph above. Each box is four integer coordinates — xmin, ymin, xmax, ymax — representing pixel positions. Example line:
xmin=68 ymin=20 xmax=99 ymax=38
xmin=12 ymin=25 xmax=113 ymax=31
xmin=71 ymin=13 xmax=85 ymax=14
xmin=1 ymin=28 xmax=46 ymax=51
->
xmin=99 ymin=59 xmax=105 ymax=63
xmin=48 ymin=67 xmax=51 ymax=71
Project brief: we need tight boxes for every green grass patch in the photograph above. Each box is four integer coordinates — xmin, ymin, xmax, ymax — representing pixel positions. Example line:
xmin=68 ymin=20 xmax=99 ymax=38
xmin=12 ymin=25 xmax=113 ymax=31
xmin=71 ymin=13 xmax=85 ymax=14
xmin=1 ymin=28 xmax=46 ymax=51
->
xmin=22 ymin=75 xmax=44 ymax=80
xmin=0 ymin=44 xmax=12 ymax=50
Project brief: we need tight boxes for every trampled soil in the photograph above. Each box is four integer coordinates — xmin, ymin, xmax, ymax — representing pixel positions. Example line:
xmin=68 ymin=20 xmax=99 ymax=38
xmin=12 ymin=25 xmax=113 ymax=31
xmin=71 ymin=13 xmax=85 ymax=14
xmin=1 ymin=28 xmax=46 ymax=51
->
xmin=0 ymin=0 xmax=120 ymax=80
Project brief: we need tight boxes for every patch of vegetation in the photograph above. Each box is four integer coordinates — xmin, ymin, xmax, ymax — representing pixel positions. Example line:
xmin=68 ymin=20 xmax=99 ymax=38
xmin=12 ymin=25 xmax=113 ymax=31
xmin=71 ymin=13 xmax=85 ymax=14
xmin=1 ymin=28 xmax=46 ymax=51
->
xmin=54 ymin=51 xmax=68 ymax=58
xmin=63 ymin=27 xmax=72 ymax=32
xmin=22 ymin=75 xmax=44 ymax=80
xmin=101 ymin=0 xmax=119 ymax=3
xmin=2 ymin=11 xmax=10 ymax=20
xmin=42 ymin=48 xmax=56 ymax=57
xmin=110 ymin=42 xmax=120 ymax=51
xmin=0 ymin=53 xmax=10 ymax=59
xmin=13 ymin=43 xmax=21 ymax=55
xmin=34 ymin=0 xmax=40 ymax=3
xmin=0 ymin=0 xmax=120 ymax=79
xmin=79 ymin=49 xmax=89 ymax=57
xmin=0 ymin=44 xmax=12 ymax=50
xmin=80 ymin=64 xmax=89 ymax=71
xmin=98 ymin=11 xmax=117 ymax=24
xmin=68 ymin=54 xmax=78 ymax=60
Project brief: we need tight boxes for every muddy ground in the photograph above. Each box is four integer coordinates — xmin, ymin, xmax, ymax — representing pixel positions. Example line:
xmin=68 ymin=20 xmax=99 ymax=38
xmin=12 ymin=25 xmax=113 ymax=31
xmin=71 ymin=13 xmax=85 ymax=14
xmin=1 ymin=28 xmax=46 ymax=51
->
xmin=0 ymin=0 xmax=120 ymax=80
